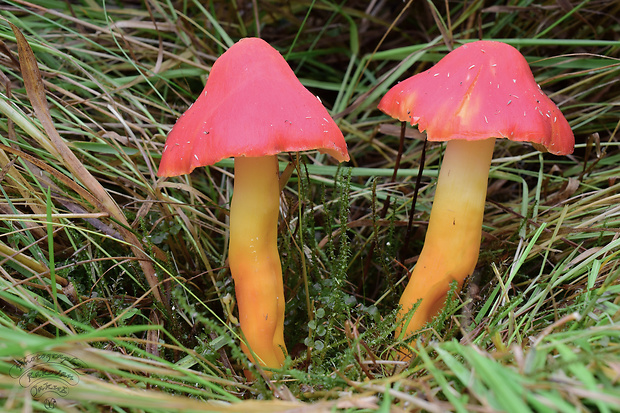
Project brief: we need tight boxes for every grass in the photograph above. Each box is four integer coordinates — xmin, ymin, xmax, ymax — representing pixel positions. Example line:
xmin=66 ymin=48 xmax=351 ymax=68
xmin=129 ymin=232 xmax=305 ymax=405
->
xmin=0 ymin=0 xmax=619 ymax=411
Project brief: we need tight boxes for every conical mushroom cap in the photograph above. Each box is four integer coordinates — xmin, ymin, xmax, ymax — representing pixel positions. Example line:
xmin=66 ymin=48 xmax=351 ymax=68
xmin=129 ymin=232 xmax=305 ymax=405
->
xmin=378 ymin=40 xmax=574 ymax=155
xmin=159 ymin=37 xmax=349 ymax=177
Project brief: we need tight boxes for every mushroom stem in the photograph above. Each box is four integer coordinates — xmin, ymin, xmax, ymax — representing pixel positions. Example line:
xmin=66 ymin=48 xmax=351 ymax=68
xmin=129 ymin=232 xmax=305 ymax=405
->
xmin=397 ymin=138 xmax=496 ymax=338
xmin=229 ymin=155 xmax=287 ymax=369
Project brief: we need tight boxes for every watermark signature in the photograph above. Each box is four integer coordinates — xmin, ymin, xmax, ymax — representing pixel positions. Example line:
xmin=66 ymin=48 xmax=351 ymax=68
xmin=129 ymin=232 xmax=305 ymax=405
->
xmin=10 ymin=352 xmax=86 ymax=410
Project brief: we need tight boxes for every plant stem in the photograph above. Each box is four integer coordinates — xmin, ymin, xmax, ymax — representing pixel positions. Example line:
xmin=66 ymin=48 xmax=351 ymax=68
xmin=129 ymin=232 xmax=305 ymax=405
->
xmin=397 ymin=138 xmax=496 ymax=338
xmin=229 ymin=155 xmax=287 ymax=368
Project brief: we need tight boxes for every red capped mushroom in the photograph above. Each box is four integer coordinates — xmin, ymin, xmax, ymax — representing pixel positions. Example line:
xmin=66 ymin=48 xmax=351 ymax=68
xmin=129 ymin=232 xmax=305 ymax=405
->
xmin=158 ymin=37 xmax=349 ymax=371
xmin=378 ymin=40 xmax=574 ymax=340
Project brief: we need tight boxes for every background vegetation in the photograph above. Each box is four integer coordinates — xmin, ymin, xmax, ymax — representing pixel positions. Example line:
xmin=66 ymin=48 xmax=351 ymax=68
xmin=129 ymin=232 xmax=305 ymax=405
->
xmin=0 ymin=0 xmax=619 ymax=411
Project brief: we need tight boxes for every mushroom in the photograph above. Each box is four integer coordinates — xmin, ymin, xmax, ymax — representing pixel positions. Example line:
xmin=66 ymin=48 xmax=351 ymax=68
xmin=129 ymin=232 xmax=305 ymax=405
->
xmin=378 ymin=40 xmax=574 ymax=339
xmin=158 ymin=38 xmax=349 ymax=370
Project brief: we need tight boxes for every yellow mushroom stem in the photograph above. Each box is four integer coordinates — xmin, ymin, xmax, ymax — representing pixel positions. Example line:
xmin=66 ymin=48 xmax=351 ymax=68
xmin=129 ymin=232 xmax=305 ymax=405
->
xmin=397 ymin=138 xmax=496 ymax=339
xmin=229 ymin=155 xmax=287 ymax=369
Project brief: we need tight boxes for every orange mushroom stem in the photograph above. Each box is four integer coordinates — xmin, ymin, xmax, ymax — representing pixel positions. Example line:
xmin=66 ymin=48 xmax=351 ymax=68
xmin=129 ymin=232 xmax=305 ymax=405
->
xmin=228 ymin=156 xmax=286 ymax=367
xmin=396 ymin=138 xmax=495 ymax=337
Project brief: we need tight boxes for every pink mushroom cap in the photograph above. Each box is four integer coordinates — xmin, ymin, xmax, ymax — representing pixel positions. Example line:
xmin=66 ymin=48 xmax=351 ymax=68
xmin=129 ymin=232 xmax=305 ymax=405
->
xmin=158 ymin=37 xmax=349 ymax=177
xmin=378 ymin=40 xmax=574 ymax=155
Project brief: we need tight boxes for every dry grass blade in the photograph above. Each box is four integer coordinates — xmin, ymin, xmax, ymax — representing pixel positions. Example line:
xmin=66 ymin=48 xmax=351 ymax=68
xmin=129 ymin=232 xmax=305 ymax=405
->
xmin=7 ymin=20 xmax=164 ymax=308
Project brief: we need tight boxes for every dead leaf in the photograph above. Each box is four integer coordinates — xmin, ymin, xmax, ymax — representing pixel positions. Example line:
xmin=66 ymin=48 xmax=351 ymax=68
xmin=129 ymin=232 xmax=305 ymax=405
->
xmin=546 ymin=177 xmax=580 ymax=205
